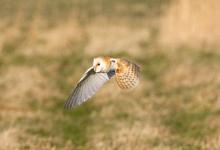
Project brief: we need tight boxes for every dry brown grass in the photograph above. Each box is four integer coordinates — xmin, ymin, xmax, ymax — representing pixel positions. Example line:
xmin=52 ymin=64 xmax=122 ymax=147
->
xmin=159 ymin=0 xmax=220 ymax=49
xmin=202 ymin=132 xmax=220 ymax=150
xmin=0 ymin=128 xmax=20 ymax=150
xmin=162 ymin=64 xmax=220 ymax=88
xmin=85 ymin=21 xmax=150 ymax=57
xmin=88 ymin=122 xmax=169 ymax=150
xmin=0 ymin=66 xmax=59 ymax=107
xmin=21 ymin=20 xmax=86 ymax=57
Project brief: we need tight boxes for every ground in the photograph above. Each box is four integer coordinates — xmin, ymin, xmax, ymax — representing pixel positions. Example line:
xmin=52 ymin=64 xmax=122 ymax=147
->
xmin=0 ymin=0 xmax=220 ymax=150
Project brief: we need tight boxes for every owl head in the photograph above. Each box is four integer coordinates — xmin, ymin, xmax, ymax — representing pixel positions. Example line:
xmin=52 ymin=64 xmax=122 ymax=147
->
xmin=93 ymin=57 xmax=108 ymax=72
xmin=93 ymin=57 xmax=118 ymax=73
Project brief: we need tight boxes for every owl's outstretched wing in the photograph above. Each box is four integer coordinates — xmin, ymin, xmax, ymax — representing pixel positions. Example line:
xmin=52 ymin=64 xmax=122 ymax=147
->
xmin=116 ymin=59 xmax=140 ymax=89
xmin=64 ymin=67 xmax=115 ymax=109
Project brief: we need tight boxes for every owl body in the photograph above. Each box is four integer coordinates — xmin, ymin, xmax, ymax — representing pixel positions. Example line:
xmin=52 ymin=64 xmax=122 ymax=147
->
xmin=116 ymin=59 xmax=140 ymax=89
xmin=65 ymin=56 xmax=140 ymax=109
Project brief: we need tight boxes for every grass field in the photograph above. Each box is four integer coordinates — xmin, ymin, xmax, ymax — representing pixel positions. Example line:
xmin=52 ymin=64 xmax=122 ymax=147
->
xmin=0 ymin=0 xmax=220 ymax=150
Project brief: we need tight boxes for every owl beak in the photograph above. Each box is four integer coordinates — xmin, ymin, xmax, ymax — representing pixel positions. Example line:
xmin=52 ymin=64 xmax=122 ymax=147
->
xmin=93 ymin=66 xmax=98 ymax=72
xmin=94 ymin=64 xmax=101 ymax=72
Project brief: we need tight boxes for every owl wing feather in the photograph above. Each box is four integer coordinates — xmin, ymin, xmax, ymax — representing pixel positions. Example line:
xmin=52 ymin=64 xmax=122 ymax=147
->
xmin=64 ymin=67 xmax=115 ymax=109
xmin=115 ymin=59 xmax=140 ymax=89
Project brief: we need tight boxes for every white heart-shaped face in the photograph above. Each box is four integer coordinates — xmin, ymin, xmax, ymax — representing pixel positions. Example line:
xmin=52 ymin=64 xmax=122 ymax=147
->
xmin=93 ymin=58 xmax=108 ymax=73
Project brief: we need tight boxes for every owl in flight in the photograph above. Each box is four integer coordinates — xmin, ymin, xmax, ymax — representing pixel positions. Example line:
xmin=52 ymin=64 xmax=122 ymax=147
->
xmin=64 ymin=56 xmax=140 ymax=109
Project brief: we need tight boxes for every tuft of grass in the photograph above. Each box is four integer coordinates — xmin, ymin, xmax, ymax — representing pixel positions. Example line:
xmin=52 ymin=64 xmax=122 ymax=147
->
xmin=53 ymin=103 xmax=98 ymax=146
xmin=2 ymin=41 xmax=17 ymax=54
xmin=27 ymin=128 xmax=50 ymax=138
xmin=194 ymin=50 xmax=220 ymax=64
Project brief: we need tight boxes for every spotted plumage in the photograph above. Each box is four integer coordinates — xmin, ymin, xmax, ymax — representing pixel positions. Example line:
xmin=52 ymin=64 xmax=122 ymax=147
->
xmin=116 ymin=59 xmax=140 ymax=89
xmin=64 ymin=56 xmax=140 ymax=109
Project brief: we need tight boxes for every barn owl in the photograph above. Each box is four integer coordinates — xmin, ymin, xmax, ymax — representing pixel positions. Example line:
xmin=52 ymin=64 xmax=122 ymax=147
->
xmin=64 ymin=56 xmax=140 ymax=109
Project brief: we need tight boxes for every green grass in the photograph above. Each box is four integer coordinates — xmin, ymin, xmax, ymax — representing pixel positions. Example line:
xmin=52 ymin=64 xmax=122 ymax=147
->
xmin=141 ymin=54 xmax=170 ymax=80
xmin=54 ymin=104 xmax=96 ymax=146
xmin=164 ymin=108 xmax=215 ymax=139
xmin=158 ymin=106 xmax=218 ymax=150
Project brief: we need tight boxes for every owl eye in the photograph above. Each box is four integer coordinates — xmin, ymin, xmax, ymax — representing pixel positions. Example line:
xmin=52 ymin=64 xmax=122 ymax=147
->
xmin=97 ymin=63 xmax=100 ymax=66
xmin=111 ymin=60 xmax=116 ymax=63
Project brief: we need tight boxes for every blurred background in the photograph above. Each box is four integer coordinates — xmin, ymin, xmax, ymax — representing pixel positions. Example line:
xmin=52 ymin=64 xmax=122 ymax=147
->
xmin=0 ymin=0 xmax=220 ymax=149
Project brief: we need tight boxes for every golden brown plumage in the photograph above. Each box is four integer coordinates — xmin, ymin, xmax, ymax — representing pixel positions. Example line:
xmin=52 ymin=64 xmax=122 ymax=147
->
xmin=116 ymin=58 xmax=140 ymax=89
